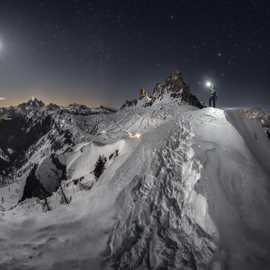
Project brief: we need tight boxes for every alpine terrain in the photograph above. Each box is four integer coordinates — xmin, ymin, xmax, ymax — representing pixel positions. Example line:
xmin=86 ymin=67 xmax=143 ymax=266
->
xmin=0 ymin=72 xmax=270 ymax=270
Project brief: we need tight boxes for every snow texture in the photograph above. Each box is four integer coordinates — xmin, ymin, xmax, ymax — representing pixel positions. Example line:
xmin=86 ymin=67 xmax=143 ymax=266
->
xmin=0 ymin=93 xmax=270 ymax=270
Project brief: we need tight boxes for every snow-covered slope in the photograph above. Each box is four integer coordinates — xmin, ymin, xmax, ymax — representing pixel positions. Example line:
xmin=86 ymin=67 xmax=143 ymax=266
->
xmin=0 ymin=73 xmax=270 ymax=270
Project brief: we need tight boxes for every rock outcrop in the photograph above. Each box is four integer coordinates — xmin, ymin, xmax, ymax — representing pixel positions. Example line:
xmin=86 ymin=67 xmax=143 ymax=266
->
xmin=121 ymin=71 xmax=204 ymax=109
xmin=152 ymin=71 xmax=203 ymax=108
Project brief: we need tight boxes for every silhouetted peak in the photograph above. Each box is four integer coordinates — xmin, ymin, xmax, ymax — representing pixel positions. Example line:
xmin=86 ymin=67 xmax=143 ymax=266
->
xmin=18 ymin=97 xmax=45 ymax=109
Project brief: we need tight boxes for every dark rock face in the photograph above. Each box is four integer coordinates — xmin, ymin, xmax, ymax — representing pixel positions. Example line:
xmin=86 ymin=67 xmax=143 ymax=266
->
xmin=182 ymin=90 xmax=204 ymax=109
xmin=51 ymin=154 xmax=67 ymax=181
xmin=120 ymin=99 xmax=138 ymax=109
xmin=20 ymin=154 xmax=67 ymax=204
xmin=0 ymin=113 xmax=54 ymax=172
xmin=20 ymin=164 xmax=50 ymax=202
xmin=153 ymin=71 xmax=187 ymax=95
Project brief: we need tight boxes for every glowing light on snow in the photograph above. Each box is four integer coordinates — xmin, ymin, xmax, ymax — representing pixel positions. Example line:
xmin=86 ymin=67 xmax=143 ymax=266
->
xmin=134 ymin=133 xmax=142 ymax=139
xmin=128 ymin=132 xmax=142 ymax=139
xmin=101 ymin=130 xmax=107 ymax=134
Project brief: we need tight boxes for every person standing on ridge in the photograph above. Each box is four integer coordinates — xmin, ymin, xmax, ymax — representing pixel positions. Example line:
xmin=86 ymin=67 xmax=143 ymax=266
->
xmin=206 ymin=81 xmax=217 ymax=108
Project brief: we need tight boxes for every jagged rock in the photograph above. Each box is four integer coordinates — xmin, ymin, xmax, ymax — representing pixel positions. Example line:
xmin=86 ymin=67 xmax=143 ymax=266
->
xmin=17 ymin=98 xmax=45 ymax=113
xmin=120 ymin=99 xmax=138 ymax=109
xmin=139 ymin=88 xmax=148 ymax=99
xmin=153 ymin=71 xmax=203 ymax=108
xmin=46 ymin=103 xmax=60 ymax=111
xmin=121 ymin=71 xmax=204 ymax=110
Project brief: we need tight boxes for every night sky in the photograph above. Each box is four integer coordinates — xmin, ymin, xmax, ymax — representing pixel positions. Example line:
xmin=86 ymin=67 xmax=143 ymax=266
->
xmin=0 ymin=0 xmax=269 ymax=108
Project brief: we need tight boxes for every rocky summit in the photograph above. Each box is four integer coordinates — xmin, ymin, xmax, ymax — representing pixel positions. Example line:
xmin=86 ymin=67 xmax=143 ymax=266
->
xmin=122 ymin=71 xmax=203 ymax=109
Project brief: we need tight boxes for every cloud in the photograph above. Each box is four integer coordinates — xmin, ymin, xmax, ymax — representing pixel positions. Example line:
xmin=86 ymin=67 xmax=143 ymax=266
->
xmin=0 ymin=97 xmax=6 ymax=101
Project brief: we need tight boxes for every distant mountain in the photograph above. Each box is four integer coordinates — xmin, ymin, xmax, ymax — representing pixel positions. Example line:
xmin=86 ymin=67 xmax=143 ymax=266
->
xmin=0 ymin=98 xmax=117 ymax=177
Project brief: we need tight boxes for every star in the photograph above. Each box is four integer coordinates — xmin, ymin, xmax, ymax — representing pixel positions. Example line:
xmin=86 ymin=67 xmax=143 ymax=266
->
xmin=227 ymin=59 xmax=233 ymax=65
xmin=217 ymin=52 xmax=223 ymax=57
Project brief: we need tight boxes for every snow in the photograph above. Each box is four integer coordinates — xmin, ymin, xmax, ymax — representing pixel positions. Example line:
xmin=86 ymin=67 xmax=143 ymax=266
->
xmin=0 ymin=148 xmax=9 ymax=162
xmin=0 ymin=95 xmax=270 ymax=269
xmin=66 ymin=139 xmax=127 ymax=180
xmin=189 ymin=108 xmax=270 ymax=269
xmin=0 ymin=180 xmax=25 ymax=210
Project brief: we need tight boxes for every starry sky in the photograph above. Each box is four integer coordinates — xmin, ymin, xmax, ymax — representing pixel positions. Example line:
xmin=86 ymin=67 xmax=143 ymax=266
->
xmin=0 ymin=0 xmax=269 ymax=108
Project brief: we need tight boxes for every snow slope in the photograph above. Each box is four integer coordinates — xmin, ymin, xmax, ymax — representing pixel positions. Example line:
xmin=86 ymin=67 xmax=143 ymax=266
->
xmin=190 ymin=108 xmax=270 ymax=270
xmin=0 ymin=77 xmax=270 ymax=269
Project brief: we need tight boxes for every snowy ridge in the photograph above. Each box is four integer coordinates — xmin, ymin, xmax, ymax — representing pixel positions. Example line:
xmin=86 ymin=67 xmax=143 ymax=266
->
xmin=0 ymin=75 xmax=270 ymax=269
xmin=106 ymin=118 xmax=217 ymax=269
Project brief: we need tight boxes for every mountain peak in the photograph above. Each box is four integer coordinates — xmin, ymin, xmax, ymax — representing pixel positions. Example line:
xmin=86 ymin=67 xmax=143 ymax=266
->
xmin=29 ymin=97 xmax=45 ymax=107
xmin=18 ymin=97 xmax=45 ymax=109
xmin=121 ymin=71 xmax=204 ymax=109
